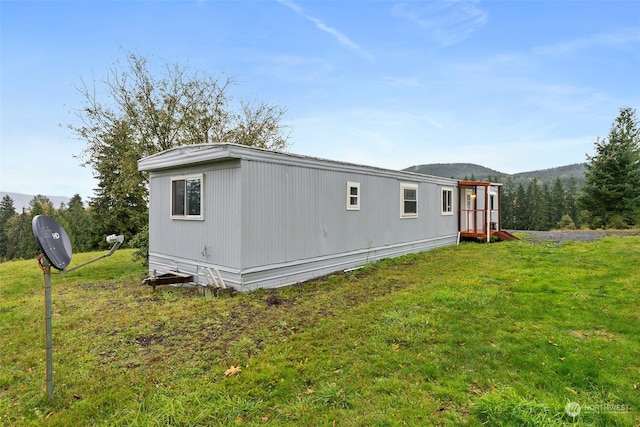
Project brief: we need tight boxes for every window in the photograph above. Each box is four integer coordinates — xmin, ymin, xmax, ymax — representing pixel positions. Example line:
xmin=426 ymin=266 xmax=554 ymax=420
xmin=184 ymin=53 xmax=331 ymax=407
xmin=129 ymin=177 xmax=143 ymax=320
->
xmin=441 ymin=187 xmax=453 ymax=215
xmin=346 ymin=181 xmax=360 ymax=210
xmin=400 ymin=183 xmax=418 ymax=218
xmin=171 ymin=174 xmax=203 ymax=219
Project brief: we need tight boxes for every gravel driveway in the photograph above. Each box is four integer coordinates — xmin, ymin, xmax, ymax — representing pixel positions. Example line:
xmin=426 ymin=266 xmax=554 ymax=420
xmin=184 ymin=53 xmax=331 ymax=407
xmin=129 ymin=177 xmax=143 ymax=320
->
xmin=511 ymin=229 xmax=639 ymax=243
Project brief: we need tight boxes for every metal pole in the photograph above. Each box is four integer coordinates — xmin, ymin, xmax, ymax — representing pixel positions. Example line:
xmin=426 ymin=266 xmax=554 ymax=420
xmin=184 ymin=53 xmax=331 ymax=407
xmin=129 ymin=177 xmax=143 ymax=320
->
xmin=43 ymin=258 xmax=54 ymax=399
xmin=36 ymin=234 xmax=124 ymax=399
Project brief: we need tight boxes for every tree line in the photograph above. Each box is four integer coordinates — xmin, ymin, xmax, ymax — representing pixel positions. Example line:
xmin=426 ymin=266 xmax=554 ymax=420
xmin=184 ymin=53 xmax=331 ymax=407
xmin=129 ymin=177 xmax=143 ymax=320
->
xmin=502 ymin=106 xmax=640 ymax=231
xmin=0 ymin=50 xmax=638 ymax=262
xmin=0 ymin=194 xmax=106 ymax=262
xmin=501 ymin=176 xmax=581 ymax=231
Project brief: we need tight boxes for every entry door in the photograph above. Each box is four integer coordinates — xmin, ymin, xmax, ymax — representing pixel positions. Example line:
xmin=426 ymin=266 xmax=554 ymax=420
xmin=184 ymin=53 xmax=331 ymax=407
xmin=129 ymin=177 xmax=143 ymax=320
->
xmin=489 ymin=193 xmax=497 ymax=230
xmin=464 ymin=188 xmax=475 ymax=231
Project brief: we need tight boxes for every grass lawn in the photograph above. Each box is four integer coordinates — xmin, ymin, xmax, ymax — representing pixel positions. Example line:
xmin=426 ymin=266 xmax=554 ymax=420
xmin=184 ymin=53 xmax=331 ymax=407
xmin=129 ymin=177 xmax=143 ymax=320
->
xmin=1 ymin=237 xmax=639 ymax=426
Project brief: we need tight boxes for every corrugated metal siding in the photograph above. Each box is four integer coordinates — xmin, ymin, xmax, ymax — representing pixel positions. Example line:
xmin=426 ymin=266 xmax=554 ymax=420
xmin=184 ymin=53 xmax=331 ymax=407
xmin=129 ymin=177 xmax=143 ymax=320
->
xmin=240 ymin=159 xmax=459 ymax=269
xmin=241 ymin=161 xmax=318 ymax=266
xmin=143 ymin=144 xmax=463 ymax=290
xmin=148 ymin=160 xmax=242 ymax=270
xmin=238 ymin=234 xmax=457 ymax=291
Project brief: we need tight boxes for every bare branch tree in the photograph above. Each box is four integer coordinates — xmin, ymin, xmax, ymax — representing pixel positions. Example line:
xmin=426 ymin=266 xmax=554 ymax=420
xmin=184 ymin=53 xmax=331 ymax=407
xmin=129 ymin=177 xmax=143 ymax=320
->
xmin=69 ymin=50 xmax=289 ymax=170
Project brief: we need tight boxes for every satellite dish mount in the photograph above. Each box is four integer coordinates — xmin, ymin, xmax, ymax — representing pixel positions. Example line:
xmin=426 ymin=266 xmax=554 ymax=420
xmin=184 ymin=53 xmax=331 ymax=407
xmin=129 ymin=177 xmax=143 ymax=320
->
xmin=32 ymin=215 xmax=124 ymax=399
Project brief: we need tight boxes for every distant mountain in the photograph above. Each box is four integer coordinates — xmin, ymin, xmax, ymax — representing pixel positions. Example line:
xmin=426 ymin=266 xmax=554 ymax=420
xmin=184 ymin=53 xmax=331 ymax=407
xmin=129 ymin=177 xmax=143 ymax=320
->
xmin=404 ymin=163 xmax=503 ymax=180
xmin=404 ymin=163 xmax=586 ymax=186
xmin=0 ymin=192 xmax=71 ymax=211
xmin=511 ymin=163 xmax=586 ymax=184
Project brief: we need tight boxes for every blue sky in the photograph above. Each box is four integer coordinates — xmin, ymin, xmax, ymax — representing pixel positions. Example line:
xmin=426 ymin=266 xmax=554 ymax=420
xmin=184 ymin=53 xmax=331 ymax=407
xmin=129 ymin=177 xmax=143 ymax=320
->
xmin=1 ymin=0 xmax=639 ymax=201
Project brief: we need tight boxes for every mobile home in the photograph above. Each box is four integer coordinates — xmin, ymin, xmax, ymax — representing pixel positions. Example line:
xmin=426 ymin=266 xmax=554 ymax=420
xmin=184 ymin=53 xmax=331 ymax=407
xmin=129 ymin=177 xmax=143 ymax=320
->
xmin=138 ymin=143 xmax=506 ymax=291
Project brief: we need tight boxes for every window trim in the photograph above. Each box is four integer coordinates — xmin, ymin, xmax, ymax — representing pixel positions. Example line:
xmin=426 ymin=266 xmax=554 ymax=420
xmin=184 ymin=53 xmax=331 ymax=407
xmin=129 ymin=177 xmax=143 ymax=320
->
xmin=346 ymin=181 xmax=360 ymax=211
xmin=441 ymin=187 xmax=454 ymax=216
xmin=170 ymin=173 xmax=204 ymax=220
xmin=400 ymin=182 xmax=418 ymax=218
xmin=489 ymin=192 xmax=497 ymax=211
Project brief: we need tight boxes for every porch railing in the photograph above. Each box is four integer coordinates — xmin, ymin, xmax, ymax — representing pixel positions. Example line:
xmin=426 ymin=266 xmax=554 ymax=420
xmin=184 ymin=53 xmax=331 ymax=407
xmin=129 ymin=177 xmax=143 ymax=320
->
xmin=459 ymin=209 xmax=498 ymax=235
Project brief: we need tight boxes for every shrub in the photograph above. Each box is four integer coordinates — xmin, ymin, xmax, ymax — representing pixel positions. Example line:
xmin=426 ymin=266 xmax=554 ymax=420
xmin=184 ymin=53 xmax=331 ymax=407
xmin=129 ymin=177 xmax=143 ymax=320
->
xmin=577 ymin=210 xmax=593 ymax=229
xmin=129 ymin=224 xmax=149 ymax=266
xmin=557 ymin=214 xmax=576 ymax=230
xmin=590 ymin=216 xmax=603 ymax=230
xmin=606 ymin=214 xmax=628 ymax=229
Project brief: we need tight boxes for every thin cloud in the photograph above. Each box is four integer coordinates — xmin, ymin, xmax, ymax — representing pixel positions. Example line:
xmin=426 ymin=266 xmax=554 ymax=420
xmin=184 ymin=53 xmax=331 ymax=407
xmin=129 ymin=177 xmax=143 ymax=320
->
xmin=392 ymin=0 xmax=488 ymax=47
xmin=254 ymin=53 xmax=337 ymax=81
xmin=276 ymin=0 xmax=373 ymax=61
xmin=534 ymin=27 xmax=640 ymax=55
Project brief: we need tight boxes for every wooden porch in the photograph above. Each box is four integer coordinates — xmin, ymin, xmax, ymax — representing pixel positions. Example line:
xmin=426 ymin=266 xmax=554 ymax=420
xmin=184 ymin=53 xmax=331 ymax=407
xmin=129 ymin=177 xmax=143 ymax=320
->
xmin=458 ymin=180 xmax=518 ymax=242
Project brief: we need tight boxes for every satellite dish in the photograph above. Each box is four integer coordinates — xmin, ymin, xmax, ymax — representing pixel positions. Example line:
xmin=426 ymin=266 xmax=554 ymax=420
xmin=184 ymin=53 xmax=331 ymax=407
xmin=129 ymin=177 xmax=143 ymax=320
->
xmin=32 ymin=215 xmax=72 ymax=270
xmin=32 ymin=215 xmax=124 ymax=399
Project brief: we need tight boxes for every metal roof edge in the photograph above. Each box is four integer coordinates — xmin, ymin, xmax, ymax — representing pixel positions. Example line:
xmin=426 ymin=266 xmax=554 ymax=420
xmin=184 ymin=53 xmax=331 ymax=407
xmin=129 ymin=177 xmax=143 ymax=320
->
xmin=138 ymin=143 xmax=458 ymax=185
xmin=138 ymin=144 xmax=236 ymax=171
xmin=458 ymin=180 xmax=504 ymax=187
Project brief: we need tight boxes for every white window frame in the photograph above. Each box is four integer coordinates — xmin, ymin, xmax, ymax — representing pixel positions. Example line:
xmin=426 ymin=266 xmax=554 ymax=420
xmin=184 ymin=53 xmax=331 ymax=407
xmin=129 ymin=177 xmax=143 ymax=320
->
xmin=489 ymin=192 xmax=497 ymax=211
xmin=170 ymin=173 xmax=204 ymax=220
xmin=441 ymin=187 xmax=454 ymax=216
xmin=346 ymin=181 xmax=360 ymax=211
xmin=400 ymin=182 xmax=418 ymax=218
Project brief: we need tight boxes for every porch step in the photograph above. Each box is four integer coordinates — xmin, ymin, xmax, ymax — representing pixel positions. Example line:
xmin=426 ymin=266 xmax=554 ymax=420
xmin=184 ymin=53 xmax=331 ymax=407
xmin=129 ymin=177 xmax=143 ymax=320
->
xmin=492 ymin=230 xmax=520 ymax=241
xmin=142 ymin=270 xmax=194 ymax=289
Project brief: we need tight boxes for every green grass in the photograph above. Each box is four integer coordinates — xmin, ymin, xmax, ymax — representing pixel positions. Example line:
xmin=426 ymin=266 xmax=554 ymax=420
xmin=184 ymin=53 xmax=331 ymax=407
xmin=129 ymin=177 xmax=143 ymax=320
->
xmin=1 ymin=239 xmax=639 ymax=426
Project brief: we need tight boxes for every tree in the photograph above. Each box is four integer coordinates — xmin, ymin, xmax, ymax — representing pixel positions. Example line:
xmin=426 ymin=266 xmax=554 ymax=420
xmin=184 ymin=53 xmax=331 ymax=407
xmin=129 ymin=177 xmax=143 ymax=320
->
xmin=3 ymin=214 xmax=27 ymax=260
xmin=5 ymin=196 xmax=54 ymax=260
xmin=540 ymin=181 xmax=552 ymax=230
xmin=68 ymin=51 xmax=290 ymax=252
xmin=87 ymin=119 xmax=149 ymax=246
xmin=0 ymin=195 xmax=16 ymax=259
xmin=565 ymin=177 xmax=579 ymax=226
xmin=549 ymin=177 xmax=566 ymax=227
xmin=512 ymin=182 xmax=528 ymax=230
xmin=70 ymin=51 xmax=289 ymax=167
xmin=526 ymin=179 xmax=549 ymax=230
xmin=58 ymin=194 xmax=93 ymax=252
xmin=580 ymin=107 xmax=640 ymax=226
xmin=501 ymin=179 xmax=516 ymax=229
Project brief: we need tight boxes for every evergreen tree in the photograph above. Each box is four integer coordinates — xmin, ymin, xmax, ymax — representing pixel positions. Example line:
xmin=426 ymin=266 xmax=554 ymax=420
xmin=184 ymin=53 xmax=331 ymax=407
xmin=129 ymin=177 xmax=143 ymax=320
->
xmin=565 ymin=177 xmax=579 ymax=226
xmin=0 ymin=195 xmax=17 ymax=259
xmin=58 ymin=194 xmax=93 ymax=252
xmin=525 ymin=179 xmax=548 ymax=230
xmin=513 ymin=183 xmax=527 ymax=229
xmin=580 ymin=107 xmax=640 ymax=226
xmin=549 ymin=177 xmax=566 ymax=228
xmin=524 ymin=181 xmax=535 ymax=230
xmin=501 ymin=179 xmax=516 ymax=229
xmin=16 ymin=196 xmax=54 ymax=259
xmin=540 ymin=181 xmax=552 ymax=230
xmin=88 ymin=120 xmax=148 ymax=246
xmin=4 ymin=214 xmax=27 ymax=260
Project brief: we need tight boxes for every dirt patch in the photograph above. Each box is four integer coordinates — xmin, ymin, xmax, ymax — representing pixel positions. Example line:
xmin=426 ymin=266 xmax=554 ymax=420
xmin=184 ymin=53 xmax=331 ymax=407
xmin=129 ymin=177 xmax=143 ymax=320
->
xmin=135 ymin=334 xmax=165 ymax=347
xmin=569 ymin=329 xmax=617 ymax=341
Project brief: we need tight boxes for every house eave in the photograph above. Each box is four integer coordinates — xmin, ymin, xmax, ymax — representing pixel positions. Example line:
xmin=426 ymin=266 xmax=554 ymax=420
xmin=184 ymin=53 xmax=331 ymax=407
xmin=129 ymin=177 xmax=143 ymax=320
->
xmin=138 ymin=143 xmax=458 ymax=186
xmin=138 ymin=144 xmax=241 ymax=172
xmin=458 ymin=180 xmax=503 ymax=187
